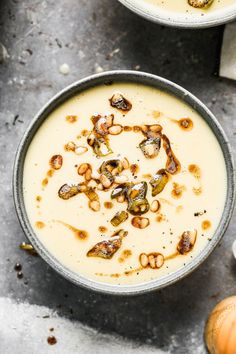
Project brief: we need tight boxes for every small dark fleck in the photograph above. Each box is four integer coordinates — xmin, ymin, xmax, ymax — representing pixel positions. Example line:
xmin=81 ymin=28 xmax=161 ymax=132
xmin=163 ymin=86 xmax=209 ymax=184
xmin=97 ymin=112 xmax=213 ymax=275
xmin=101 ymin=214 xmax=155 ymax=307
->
xmin=17 ymin=271 xmax=23 ymax=279
xmin=47 ymin=336 xmax=57 ymax=345
xmin=49 ymin=328 xmax=54 ymax=332
xmin=14 ymin=263 xmax=22 ymax=271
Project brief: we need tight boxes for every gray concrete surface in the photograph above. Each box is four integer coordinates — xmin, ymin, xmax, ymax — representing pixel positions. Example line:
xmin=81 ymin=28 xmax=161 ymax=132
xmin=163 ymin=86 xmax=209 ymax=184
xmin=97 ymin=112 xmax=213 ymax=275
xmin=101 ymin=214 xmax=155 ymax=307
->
xmin=0 ymin=1 xmax=236 ymax=353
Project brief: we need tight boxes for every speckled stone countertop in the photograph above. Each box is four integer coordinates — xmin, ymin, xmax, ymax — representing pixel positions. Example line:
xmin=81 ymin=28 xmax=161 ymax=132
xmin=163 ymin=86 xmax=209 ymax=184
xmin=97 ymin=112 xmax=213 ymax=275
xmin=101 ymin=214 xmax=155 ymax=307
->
xmin=0 ymin=1 xmax=236 ymax=353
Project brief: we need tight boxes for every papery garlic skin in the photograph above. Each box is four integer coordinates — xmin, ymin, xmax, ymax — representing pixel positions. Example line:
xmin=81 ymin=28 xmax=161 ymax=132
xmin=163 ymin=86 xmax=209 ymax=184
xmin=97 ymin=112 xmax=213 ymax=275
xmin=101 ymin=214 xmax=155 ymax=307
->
xmin=205 ymin=296 xmax=236 ymax=354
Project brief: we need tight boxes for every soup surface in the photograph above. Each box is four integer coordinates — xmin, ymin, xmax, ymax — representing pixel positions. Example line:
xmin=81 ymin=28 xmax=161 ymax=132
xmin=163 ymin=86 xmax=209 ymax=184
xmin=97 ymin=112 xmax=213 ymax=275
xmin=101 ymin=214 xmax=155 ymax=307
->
xmin=23 ymin=82 xmax=227 ymax=285
xmin=144 ymin=0 xmax=236 ymax=14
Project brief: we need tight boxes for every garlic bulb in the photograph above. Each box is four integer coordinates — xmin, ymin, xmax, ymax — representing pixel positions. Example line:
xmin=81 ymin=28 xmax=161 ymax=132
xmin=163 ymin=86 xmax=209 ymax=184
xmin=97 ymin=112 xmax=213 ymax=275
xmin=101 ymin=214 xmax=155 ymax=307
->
xmin=205 ymin=296 xmax=236 ymax=354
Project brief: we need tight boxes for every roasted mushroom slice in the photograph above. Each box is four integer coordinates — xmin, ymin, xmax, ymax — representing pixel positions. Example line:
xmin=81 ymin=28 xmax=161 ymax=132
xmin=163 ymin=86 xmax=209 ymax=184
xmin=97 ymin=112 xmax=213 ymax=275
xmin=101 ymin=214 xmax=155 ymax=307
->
xmin=109 ymin=93 xmax=132 ymax=111
xmin=87 ymin=237 xmax=122 ymax=259
xmin=188 ymin=0 xmax=213 ymax=8
xmin=162 ymin=134 xmax=181 ymax=174
xmin=139 ymin=138 xmax=161 ymax=159
xmin=127 ymin=182 xmax=150 ymax=215
xmin=149 ymin=169 xmax=169 ymax=196
xmin=111 ymin=211 xmax=128 ymax=227
xmin=177 ymin=230 xmax=197 ymax=255
xmin=58 ymin=183 xmax=86 ymax=200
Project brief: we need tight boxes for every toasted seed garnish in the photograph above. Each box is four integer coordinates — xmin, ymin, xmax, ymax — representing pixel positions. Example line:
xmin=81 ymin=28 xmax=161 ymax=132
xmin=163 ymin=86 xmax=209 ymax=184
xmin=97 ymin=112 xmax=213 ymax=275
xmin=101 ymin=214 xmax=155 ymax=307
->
xmin=139 ymin=252 xmax=164 ymax=269
xmin=100 ymin=173 xmax=112 ymax=188
xmin=150 ymin=200 xmax=160 ymax=213
xmin=74 ymin=146 xmax=88 ymax=155
xmin=87 ymin=236 xmax=122 ymax=259
xmin=78 ymin=163 xmax=90 ymax=175
xmin=114 ymin=175 xmax=128 ymax=184
xmin=108 ymin=124 xmax=123 ymax=135
xmin=89 ymin=200 xmax=100 ymax=212
xmin=140 ymin=253 xmax=149 ymax=268
xmin=85 ymin=168 xmax=92 ymax=181
xmin=109 ymin=93 xmax=132 ymax=111
xmin=117 ymin=195 xmax=125 ymax=203
xmin=58 ymin=183 xmax=80 ymax=200
xmin=131 ymin=216 xmax=150 ymax=229
xmin=110 ymin=211 xmax=128 ymax=227
xmin=64 ymin=141 xmax=76 ymax=151
xmin=49 ymin=154 xmax=63 ymax=170
xmin=177 ymin=230 xmax=197 ymax=255
xmin=188 ymin=0 xmax=213 ymax=8
xmin=97 ymin=183 xmax=104 ymax=191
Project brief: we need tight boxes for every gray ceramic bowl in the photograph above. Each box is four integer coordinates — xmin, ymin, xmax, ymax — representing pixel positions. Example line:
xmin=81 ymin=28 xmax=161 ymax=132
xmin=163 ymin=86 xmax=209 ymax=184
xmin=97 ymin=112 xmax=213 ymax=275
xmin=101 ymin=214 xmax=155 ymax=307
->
xmin=118 ymin=0 xmax=236 ymax=28
xmin=13 ymin=70 xmax=235 ymax=295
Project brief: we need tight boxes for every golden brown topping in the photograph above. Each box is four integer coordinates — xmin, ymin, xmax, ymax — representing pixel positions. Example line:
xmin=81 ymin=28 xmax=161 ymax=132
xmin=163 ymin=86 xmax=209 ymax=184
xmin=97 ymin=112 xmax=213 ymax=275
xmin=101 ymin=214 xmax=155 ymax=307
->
xmin=139 ymin=253 xmax=164 ymax=269
xmin=85 ymin=168 xmax=92 ymax=182
xmin=156 ymin=214 xmax=165 ymax=222
xmin=131 ymin=216 xmax=150 ymax=229
xmin=89 ymin=200 xmax=100 ymax=212
xmin=150 ymin=200 xmax=160 ymax=213
xmin=114 ymin=175 xmax=129 ymax=184
xmin=130 ymin=163 xmax=139 ymax=175
xmin=188 ymin=0 xmax=213 ymax=8
xmin=111 ymin=211 xmax=128 ymax=227
xmin=20 ymin=242 xmax=38 ymax=256
xmin=36 ymin=195 xmax=42 ymax=202
xmin=92 ymin=114 xmax=114 ymax=136
xmin=98 ymin=226 xmax=108 ymax=233
xmin=133 ymin=125 xmax=141 ymax=133
xmin=118 ymin=249 xmax=132 ymax=263
xmin=84 ymin=187 xmax=99 ymax=201
xmin=171 ymin=182 xmax=186 ymax=199
xmin=177 ymin=230 xmax=197 ymax=255
xmin=139 ymin=138 xmax=161 ymax=159
xmin=104 ymin=201 xmax=113 ymax=209
xmin=141 ymin=124 xmax=162 ymax=139
xmin=100 ymin=173 xmax=112 ymax=188
xmin=127 ymin=182 xmax=150 ymax=215
xmin=162 ymin=134 xmax=181 ymax=174
xmin=66 ymin=115 xmax=77 ymax=123
xmin=74 ymin=146 xmax=88 ymax=155
xmin=108 ymin=124 xmax=123 ymax=135
xmin=149 ymin=169 xmax=169 ymax=196
xmin=152 ymin=110 xmax=161 ymax=119
xmin=64 ymin=141 xmax=76 ymax=151
xmin=81 ymin=129 xmax=90 ymax=137
xmin=58 ymin=183 xmax=82 ymax=200
xmin=47 ymin=169 xmax=54 ymax=177
xmin=42 ymin=178 xmax=48 ymax=187
xmin=124 ymin=126 xmax=132 ymax=132
xmin=87 ymin=237 xmax=122 ymax=259
xmin=49 ymin=154 xmax=62 ymax=170
xmin=117 ymin=195 xmax=125 ymax=203
xmin=202 ymin=220 xmax=211 ymax=230
xmin=35 ymin=221 xmax=45 ymax=229
xmin=77 ymin=163 xmax=90 ymax=175
xmin=188 ymin=164 xmax=201 ymax=179
xmin=178 ymin=118 xmax=193 ymax=131
xmin=109 ymin=93 xmax=132 ymax=111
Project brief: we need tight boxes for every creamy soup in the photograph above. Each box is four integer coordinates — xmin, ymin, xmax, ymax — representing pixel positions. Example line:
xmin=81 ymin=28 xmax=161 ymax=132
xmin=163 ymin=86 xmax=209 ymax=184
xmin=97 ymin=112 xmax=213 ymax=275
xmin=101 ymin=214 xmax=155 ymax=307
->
xmin=23 ymin=82 xmax=227 ymax=286
xmin=144 ymin=0 xmax=236 ymax=14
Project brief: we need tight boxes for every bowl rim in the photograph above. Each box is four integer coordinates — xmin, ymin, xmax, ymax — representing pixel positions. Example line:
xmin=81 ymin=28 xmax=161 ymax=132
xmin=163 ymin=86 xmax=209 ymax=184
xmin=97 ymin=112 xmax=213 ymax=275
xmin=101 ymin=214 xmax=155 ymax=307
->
xmin=118 ymin=0 xmax=236 ymax=29
xmin=13 ymin=70 xmax=235 ymax=295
